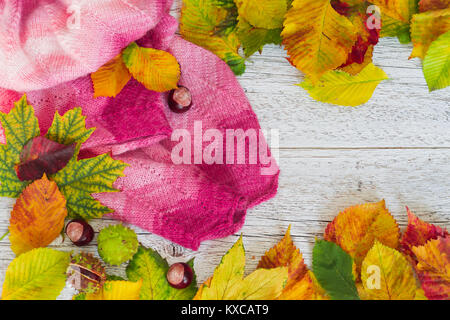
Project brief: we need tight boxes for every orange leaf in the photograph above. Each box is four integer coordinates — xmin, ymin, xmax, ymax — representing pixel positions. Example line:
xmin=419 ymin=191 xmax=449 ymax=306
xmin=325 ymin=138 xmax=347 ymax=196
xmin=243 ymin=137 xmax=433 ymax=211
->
xmin=324 ymin=200 xmax=400 ymax=272
xmin=9 ymin=174 xmax=67 ymax=255
xmin=257 ymin=227 xmax=327 ymax=300
xmin=412 ymin=236 xmax=450 ymax=300
xmin=91 ymin=54 xmax=132 ymax=98
xmin=400 ymin=207 xmax=448 ymax=259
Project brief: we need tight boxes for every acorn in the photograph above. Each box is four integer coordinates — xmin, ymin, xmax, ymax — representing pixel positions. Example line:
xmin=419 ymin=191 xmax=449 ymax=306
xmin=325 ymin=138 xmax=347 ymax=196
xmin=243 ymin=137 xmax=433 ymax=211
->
xmin=168 ymin=86 xmax=192 ymax=113
xmin=67 ymin=252 xmax=106 ymax=294
xmin=166 ymin=262 xmax=193 ymax=289
xmin=65 ymin=219 xmax=94 ymax=246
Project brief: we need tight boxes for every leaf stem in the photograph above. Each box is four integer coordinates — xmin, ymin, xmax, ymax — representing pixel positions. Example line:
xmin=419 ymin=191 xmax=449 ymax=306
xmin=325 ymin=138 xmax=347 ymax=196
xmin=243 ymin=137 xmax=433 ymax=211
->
xmin=0 ymin=230 xmax=9 ymax=241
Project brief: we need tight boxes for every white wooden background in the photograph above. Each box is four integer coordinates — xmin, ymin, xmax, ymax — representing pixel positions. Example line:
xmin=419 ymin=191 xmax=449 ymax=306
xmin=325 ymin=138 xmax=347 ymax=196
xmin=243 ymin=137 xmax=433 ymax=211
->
xmin=1 ymin=1 xmax=449 ymax=299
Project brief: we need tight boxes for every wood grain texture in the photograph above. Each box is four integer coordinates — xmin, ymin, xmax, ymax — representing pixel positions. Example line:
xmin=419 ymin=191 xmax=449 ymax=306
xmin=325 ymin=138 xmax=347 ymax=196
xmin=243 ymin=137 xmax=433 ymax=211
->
xmin=0 ymin=1 xmax=449 ymax=299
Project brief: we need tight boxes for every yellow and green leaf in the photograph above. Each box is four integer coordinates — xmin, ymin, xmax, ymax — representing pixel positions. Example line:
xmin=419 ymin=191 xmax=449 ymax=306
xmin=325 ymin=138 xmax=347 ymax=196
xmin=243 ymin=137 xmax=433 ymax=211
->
xmin=423 ymin=30 xmax=450 ymax=91
xmin=300 ymin=63 xmax=388 ymax=107
xmin=46 ymin=108 xmax=95 ymax=145
xmin=1 ymin=248 xmax=70 ymax=300
xmin=234 ymin=0 xmax=287 ymax=29
xmin=122 ymin=42 xmax=180 ymax=93
xmin=282 ymin=0 xmax=357 ymax=82
xmin=83 ymin=280 xmax=143 ymax=300
xmin=91 ymin=53 xmax=132 ymax=98
xmin=236 ymin=18 xmax=282 ymax=57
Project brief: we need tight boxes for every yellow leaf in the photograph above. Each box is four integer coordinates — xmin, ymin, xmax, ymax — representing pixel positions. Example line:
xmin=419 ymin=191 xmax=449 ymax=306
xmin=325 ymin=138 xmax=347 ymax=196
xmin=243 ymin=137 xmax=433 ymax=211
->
xmin=300 ymin=63 xmax=388 ymax=107
xmin=9 ymin=175 xmax=67 ymax=255
xmin=324 ymin=200 xmax=400 ymax=273
xmin=410 ymin=8 xmax=450 ymax=59
xmin=361 ymin=242 xmax=418 ymax=300
xmin=234 ymin=0 xmax=287 ymax=29
xmin=2 ymin=248 xmax=70 ymax=300
xmin=84 ymin=280 xmax=143 ymax=300
xmin=91 ymin=53 xmax=132 ymax=98
xmin=122 ymin=42 xmax=180 ymax=92
xmin=195 ymin=236 xmax=288 ymax=300
xmin=370 ymin=0 xmax=417 ymax=23
xmin=412 ymin=237 xmax=450 ymax=300
xmin=282 ymin=0 xmax=357 ymax=82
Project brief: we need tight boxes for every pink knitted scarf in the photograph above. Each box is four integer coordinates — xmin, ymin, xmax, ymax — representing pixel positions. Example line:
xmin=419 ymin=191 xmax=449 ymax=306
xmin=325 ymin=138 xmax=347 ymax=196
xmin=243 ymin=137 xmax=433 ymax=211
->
xmin=0 ymin=0 xmax=279 ymax=250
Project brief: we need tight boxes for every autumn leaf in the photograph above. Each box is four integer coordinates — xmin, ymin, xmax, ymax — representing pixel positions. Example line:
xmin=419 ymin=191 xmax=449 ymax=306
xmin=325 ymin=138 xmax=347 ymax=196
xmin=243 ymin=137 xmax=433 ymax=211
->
xmin=360 ymin=241 xmax=418 ymax=300
xmin=91 ymin=53 xmax=132 ymax=98
xmin=234 ymin=0 xmax=287 ymax=29
xmin=122 ymin=42 xmax=180 ymax=93
xmin=375 ymin=0 xmax=418 ymax=43
xmin=52 ymin=148 xmax=127 ymax=219
xmin=423 ymin=30 xmax=450 ymax=91
xmin=82 ymin=280 xmax=143 ymax=300
xmin=300 ymin=63 xmax=388 ymax=107
xmin=180 ymin=0 xmax=246 ymax=75
xmin=236 ymin=18 xmax=282 ymax=57
xmin=1 ymin=248 xmax=70 ymax=300
xmin=282 ymin=0 xmax=357 ymax=82
xmin=419 ymin=0 xmax=450 ymax=12
xmin=324 ymin=200 xmax=400 ymax=272
xmin=126 ymin=246 xmax=197 ymax=300
xmin=15 ymin=136 xmax=76 ymax=181
xmin=400 ymin=207 xmax=448 ymax=259
xmin=0 ymin=94 xmax=39 ymax=197
xmin=195 ymin=236 xmax=288 ymax=300
xmin=412 ymin=236 xmax=450 ymax=300
xmin=312 ymin=239 xmax=359 ymax=300
xmin=257 ymin=226 xmax=327 ymax=300
xmin=46 ymin=108 xmax=95 ymax=145
xmin=9 ymin=175 xmax=67 ymax=255
xmin=410 ymin=8 xmax=450 ymax=59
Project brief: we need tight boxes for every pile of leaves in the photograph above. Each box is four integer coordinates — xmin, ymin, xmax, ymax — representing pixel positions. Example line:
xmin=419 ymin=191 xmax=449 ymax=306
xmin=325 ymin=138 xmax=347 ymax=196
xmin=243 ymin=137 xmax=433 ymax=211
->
xmin=180 ymin=0 xmax=450 ymax=106
xmin=2 ymin=200 xmax=448 ymax=300
xmin=0 ymin=95 xmax=127 ymax=255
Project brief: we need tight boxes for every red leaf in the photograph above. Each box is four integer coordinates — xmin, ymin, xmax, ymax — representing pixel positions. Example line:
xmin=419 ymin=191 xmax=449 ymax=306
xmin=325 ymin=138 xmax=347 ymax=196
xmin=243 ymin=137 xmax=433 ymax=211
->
xmin=15 ymin=136 xmax=76 ymax=181
xmin=331 ymin=1 xmax=351 ymax=16
xmin=401 ymin=207 xmax=449 ymax=259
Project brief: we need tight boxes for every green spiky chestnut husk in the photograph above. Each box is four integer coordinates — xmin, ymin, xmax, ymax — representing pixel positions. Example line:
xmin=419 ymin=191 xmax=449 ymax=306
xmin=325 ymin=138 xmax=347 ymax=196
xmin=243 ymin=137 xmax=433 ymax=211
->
xmin=97 ymin=224 xmax=139 ymax=266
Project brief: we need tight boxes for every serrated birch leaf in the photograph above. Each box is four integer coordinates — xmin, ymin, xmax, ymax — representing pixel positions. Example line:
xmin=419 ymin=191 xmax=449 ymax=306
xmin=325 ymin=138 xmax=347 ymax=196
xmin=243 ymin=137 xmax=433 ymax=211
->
xmin=46 ymin=108 xmax=95 ymax=145
xmin=423 ymin=30 xmax=450 ymax=91
xmin=122 ymin=43 xmax=180 ymax=93
xmin=410 ymin=8 xmax=450 ymax=59
xmin=412 ymin=237 xmax=450 ymax=300
xmin=180 ymin=0 xmax=246 ymax=75
xmin=126 ymin=246 xmax=197 ymax=300
xmin=257 ymin=226 xmax=324 ymax=300
xmin=300 ymin=63 xmax=388 ymax=106
xmin=361 ymin=242 xmax=418 ymax=300
xmin=1 ymin=248 xmax=70 ymax=300
xmin=324 ymin=200 xmax=400 ymax=272
xmin=236 ymin=18 xmax=282 ymax=57
xmin=52 ymin=151 xmax=127 ymax=219
xmin=91 ymin=53 xmax=132 ymax=98
xmin=195 ymin=236 xmax=288 ymax=300
xmin=234 ymin=0 xmax=287 ymax=29
xmin=0 ymin=94 xmax=40 ymax=197
xmin=9 ymin=175 xmax=67 ymax=255
xmin=282 ymin=0 xmax=357 ymax=82
xmin=84 ymin=280 xmax=143 ymax=300
xmin=401 ymin=207 xmax=448 ymax=259
xmin=419 ymin=0 xmax=450 ymax=12
xmin=312 ymin=240 xmax=359 ymax=300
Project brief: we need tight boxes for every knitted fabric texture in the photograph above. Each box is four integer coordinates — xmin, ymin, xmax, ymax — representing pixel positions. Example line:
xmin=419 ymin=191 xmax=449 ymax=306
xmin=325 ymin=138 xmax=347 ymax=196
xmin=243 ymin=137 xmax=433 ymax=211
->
xmin=0 ymin=0 xmax=279 ymax=250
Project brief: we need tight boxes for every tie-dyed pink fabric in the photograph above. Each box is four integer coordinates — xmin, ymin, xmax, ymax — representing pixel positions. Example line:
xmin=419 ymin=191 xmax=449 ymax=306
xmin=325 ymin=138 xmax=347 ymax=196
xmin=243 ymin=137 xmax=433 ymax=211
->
xmin=0 ymin=0 xmax=279 ymax=250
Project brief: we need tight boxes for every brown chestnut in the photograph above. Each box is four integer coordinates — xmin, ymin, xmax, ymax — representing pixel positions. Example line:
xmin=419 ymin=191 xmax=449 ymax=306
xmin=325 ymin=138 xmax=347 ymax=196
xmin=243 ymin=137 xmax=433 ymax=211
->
xmin=168 ymin=86 xmax=192 ymax=113
xmin=166 ymin=262 xmax=193 ymax=289
xmin=65 ymin=219 xmax=94 ymax=246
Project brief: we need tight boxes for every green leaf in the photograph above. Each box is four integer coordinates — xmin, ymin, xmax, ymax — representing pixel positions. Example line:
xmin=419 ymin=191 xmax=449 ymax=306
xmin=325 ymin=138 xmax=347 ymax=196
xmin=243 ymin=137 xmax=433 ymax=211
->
xmin=180 ymin=0 xmax=246 ymax=75
xmin=423 ymin=30 xmax=450 ymax=91
xmin=1 ymin=248 xmax=70 ymax=300
xmin=236 ymin=18 xmax=282 ymax=57
xmin=299 ymin=63 xmax=389 ymax=107
xmin=234 ymin=0 xmax=287 ymax=29
xmin=312 ymin=240 xmax=360 ymax=300
xmin=46 ymin=108 xmax=95 ymax=145
xmin=126 ymin=246 xmax=197 ymax=300
xmin=0 ymin=94 xmax=40 ymax=197
xmin=52 ymin=150 xmax=128 ymax=219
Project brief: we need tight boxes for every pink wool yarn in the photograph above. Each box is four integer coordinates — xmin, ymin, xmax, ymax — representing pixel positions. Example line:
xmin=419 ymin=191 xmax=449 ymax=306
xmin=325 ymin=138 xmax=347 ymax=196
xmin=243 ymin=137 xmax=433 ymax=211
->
xmin=0 ymin=0 xmax=279 ymax=250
